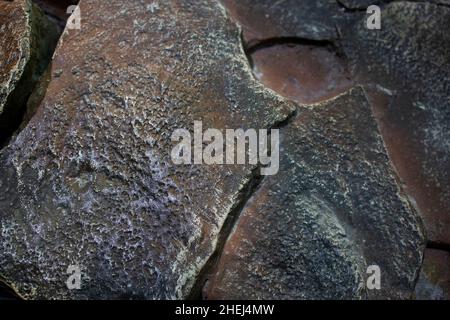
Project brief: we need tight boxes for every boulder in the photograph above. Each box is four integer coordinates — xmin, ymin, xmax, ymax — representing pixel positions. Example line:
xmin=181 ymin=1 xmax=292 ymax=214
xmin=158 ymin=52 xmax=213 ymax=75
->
xmin=343 ymin=1 xmax=450 ymax=245
xmin=0 ymin=0 xmax=59 ymax=145
xmin=205 ymin=88 xmax=425 ymax=299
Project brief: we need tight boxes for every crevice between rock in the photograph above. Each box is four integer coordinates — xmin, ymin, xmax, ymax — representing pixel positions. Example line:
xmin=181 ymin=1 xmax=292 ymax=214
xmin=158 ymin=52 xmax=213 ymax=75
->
xmin=245 ymin=37 xmax=335 ymax=56
xmin=0 ymin=278 xmax=22 ymax=300
xmin=188 ymin=108 xmax=298 ymax=300
xmin=427 ymin=241 xmax=450 ymax=253
xmin=0 ymin=1 xmax=77 ymax=150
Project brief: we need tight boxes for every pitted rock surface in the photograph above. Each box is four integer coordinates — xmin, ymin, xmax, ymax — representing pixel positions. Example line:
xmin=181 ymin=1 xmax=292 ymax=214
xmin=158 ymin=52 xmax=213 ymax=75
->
xmin=0 ymin=0 xmax=30 ymax=115
xmin=205 ymin=88 xmax=425 ymax=300
xmin=343 ymin=1 xmax=450 ymax=244
xmin=221 ymin=0 xmax=358 ymax=45
xmin=0 ymin=0 xmax=443 ymax=300
xmin=0 ymin=0 xmax=294 ymax=299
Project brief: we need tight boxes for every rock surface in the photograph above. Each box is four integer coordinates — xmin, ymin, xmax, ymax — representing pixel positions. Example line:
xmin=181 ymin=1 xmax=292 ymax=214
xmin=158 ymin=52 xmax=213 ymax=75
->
xmin=250 ymin=43 xmax=354 ymax=104
xmin=0 ymin=0 xmax=29 ymax=116
xmin=343 ymin=2 xmax=450 ymax=245
xmin=0 ymin=0 xmax=446 ymax=300
xmin=221 ymin=0 xmax=359 ymax=46
xmin=0 ymin=0 xmax=59 ymax=145
xmin=227 ymin=0 xmax=450 ymax=266
xmin=205 ymin=88 xmax=425 ymax=300
xmin=0 ymin=0 xmax=293 ymax=299
xmin=415 ymin=248 xmax=450 ymax=300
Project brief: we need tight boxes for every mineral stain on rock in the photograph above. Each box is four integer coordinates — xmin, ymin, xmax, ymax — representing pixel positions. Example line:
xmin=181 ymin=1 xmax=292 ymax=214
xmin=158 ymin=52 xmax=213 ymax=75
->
xmin=249 ymin=42 xmax=354 ymax=104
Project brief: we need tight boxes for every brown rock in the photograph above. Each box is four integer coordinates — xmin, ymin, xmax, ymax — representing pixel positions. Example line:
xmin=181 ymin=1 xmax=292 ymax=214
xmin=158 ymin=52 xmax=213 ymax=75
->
xmin=250 ymin=43 xmax=354 ymax=104
xmin=205 ymin=88 xmax=425 ymax=300
xmin=0 ymin=0 xmax=59 ymax=145
xmin=0 ymin=0 xmax=294 ymax=299
xmin=415 ymin=249 xmax=450 ymax=300
xmin=221 ymin=0 xmax=357 ymax=46
xmin=343 ymin=2 xmax=450 ymax=245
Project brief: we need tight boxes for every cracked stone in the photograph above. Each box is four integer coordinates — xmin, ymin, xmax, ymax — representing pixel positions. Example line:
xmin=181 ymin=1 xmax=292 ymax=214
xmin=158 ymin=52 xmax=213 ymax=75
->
xmin=0 ymin=0 xmax=447 ymax=301
xmin=0 ymin=0 xmax=294 ymax=299
xmin=204 ymin=88 xmax=425 ymax=300
xmin=0 ymin=0 xmax=59 ymax=145
xmin=415 ymin=249 xmax=450 ymax=300
xmin=343 ymin=1 xmax=450 ymax=245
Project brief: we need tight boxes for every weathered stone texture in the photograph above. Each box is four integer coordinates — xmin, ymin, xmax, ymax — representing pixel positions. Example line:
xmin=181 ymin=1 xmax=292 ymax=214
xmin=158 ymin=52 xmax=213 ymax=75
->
xmin=0 ymin=0 xmax=444 ymax=301
xmin=415 ymin=249 xmax=450 ymax=300
xmin=0 ymin=0 xmax=293 ymax=299
xmin=0 ymin=0 xmax=29 ymax=114
xmin=0 ymin=0 xmax=59 ymax=144
xmin=343 ymin=2 xmax=450 ymax=244
xmin=205 ymin=88 xmax=425 ymax=300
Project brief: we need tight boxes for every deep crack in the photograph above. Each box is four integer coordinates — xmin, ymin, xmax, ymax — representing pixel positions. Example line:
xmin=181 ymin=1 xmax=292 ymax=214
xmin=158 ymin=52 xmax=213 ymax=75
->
xmin=188 ymin=107 xmax=298 ymax=300
xmin=427 ymin=241 xmax=450 ymax=253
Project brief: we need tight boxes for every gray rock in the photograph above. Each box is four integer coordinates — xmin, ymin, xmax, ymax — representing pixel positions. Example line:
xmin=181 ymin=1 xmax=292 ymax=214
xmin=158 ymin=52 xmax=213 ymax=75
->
xmin=221 ymin=0 xmax=358 ymax=45
xmin=205 ymin=88 xmax=425 ymax=299
xmin=343 ymin=1 xmax=450 ymax=244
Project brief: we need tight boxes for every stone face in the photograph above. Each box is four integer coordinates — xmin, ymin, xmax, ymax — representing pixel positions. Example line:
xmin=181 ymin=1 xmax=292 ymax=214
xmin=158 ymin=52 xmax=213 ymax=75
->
xmin=0 ymin=0 xmax=294 ymax=299
xmin=343 ymin=2 xmax=450 ymax=245
xmin=205 ymin=88 xmax=425 ymax=300
xmin=221 ymin=0 xmax=358 ymax=45
xmin=0 ymin=0 xmax=445 ymax=301
xmin=0 ymin=0 xmax=59 ymax=145
xmin=415 ymin=248 xmax=450 ymax=300
xmin=31 ymin=0 xmax=80 ymax=30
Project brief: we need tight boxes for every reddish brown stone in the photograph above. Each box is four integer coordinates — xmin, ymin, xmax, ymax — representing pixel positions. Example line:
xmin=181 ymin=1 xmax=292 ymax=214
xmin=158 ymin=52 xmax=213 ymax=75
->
xmin=251 ymin=44 xmax=354 ymax=104
xmin=221 ymin=0 xmax=356 ymax=46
